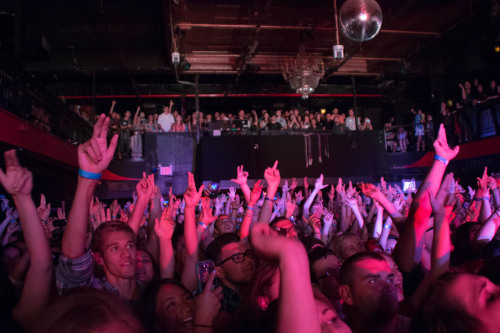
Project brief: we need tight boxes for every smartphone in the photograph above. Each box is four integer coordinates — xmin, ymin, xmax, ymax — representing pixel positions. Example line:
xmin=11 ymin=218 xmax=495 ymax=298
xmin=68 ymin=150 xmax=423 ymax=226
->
xmin=196 ymin=260 xmax=219 ymax=293
xmin=163 ymin=200 xmax=169 ymax=207
xmin=208 ymin=182 xmax=220 ymax=199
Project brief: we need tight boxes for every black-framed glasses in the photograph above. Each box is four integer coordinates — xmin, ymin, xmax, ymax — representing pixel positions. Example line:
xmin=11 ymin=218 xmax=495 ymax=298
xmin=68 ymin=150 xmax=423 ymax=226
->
xmin=316 ymin=265 xmax=342 ymax=280
xmin=217 ymin=249 xmax=253 ymax=266
xmin=273 ymin=225 xmax=296 ymax=237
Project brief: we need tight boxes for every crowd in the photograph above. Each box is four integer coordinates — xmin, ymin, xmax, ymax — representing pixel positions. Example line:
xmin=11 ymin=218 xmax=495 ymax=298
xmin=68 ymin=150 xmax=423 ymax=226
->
xmin=384 ymin=78 xmax=500 ymax=153
xmin=107 ymin=100 xmax=373 ymax=159
xmin=2 ymin=114 xmax=500 ymax=333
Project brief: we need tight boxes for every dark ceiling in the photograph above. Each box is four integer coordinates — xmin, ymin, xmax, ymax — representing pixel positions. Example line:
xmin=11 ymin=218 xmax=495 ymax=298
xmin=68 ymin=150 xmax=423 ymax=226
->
xmin=0 ymin=0 xmax=499 ymax=111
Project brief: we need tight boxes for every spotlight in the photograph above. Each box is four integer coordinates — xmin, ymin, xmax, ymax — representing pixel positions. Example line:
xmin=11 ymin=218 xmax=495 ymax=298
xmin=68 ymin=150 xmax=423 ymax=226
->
xmin=494 ymin=44 xmax=500 ymax=53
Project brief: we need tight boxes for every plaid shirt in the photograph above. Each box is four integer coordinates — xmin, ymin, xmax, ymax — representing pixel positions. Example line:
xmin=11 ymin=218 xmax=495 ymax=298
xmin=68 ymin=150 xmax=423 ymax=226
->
xmin=221 ymin=284 xmax=240 ymax=314
xmin=55 ymin=250 xmax=120 ymax=296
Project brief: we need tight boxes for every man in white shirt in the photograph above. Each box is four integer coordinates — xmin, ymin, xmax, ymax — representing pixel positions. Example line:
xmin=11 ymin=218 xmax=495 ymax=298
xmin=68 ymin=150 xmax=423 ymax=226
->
xmin=158 ymin=100 xmax=175 ymax=132
xmin=345 ymin=108 xmax=356 ymax=131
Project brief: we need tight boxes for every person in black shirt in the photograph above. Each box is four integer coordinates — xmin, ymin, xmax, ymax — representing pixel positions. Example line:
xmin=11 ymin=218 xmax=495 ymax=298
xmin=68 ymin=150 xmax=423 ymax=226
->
xmin=266 ymin=115 xmax=282 ymax=131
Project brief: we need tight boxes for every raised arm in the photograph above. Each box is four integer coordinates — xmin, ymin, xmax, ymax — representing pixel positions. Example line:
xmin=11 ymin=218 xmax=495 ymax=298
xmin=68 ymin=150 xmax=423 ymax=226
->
xmin=427 ymin=173 xmax=455 ymax=279
xmin=109 ymin=100 xmax=116 ymax=115
xmin=0 ymin=150 xmax=51 ymax=329
xmin=258 ymin=161 xmax=280 ymax=224
xmin=393 ymin=124 xmax=459 ymax=273
xmin=182 ymin=172 xmax=204 ymax=292
xmin=303 ymin=174 xmax=328 ymax=220
xmin=230 ymin=165 xmax=251 ymax=204
xmin=155 ymin=206 xmax=176 ymax=278
xmin=127 ymin=173 xmax=154 ymax=234
xmin=62 ymin=114 xmax=118 ymax=259
xmin=239 ymin=180 xmax=262 ymax=240
xmin=250 ymin=224 xmax=321 ymax=333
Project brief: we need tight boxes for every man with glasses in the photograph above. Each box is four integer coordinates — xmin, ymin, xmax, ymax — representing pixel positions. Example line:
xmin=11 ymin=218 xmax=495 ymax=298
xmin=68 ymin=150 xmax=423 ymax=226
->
xmin=309 ymin=247 xmax=343 ymax=315
xmin=206 ymin=233 xmax=256 ymax=319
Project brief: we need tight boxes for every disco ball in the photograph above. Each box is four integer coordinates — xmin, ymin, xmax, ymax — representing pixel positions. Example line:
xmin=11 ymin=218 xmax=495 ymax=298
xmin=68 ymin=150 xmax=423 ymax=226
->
xmin=339 ymin=0 xmax=382 ymax=42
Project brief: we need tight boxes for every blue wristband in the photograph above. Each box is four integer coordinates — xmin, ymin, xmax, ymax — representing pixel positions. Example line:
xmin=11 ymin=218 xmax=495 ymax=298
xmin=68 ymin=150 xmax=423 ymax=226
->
xmin=79 ymin=169 xmax=102 ymax=180
xmin=246 ymin=206 xmax=254 ymax=211
xmin=434 ymin=155 xmax=449 ymax=166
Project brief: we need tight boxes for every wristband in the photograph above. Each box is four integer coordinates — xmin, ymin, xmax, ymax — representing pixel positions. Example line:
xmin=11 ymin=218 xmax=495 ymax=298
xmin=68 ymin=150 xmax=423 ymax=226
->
xmin=197 ymin=222 xmax=208 ymax=230
xmin=246 ymin=206 xmax=254 ymax=211
xmin=434 ymin=155 xmax=449 ymax=166
xmin=474 ymin=198 xmax=482 ymax=202
xmin=79 ymin=169 xmax=102 ymax=180
xmin=112 ymin=215 xmax=117 ymax=219
xmin=264 ymin=197 xmax=274 ymax=202
xmin=483 ymin=197 xmax=490 ymax=201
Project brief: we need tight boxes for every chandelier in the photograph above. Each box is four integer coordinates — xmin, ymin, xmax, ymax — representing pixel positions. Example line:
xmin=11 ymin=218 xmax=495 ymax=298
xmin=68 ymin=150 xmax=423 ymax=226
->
xmin=282 ymin=55 xmax=325 ymax=99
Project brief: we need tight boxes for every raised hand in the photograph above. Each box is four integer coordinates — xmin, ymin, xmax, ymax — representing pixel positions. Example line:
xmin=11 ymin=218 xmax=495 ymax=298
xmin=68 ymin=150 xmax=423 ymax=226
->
xmin=488 ymin=176 xmax=498 ymax=191
xmin=37 ymin=194 xmax=51 ymax=221
xmin=194 ymin=272 xmax=223 ymax=327
xmin=308 ymin=215 xmax=322 ymax=234
xmin=295 ymin=191 xmax=304 ymax=203
xmin=155 ymin=207 xmax=176 ymax=240
xmin=184 ymin=172 xmax=204 ymax=207
xmin=468 ymin=186 xmax=476 ymax=199
xmin=77 ymin=114 xmax=118 ymax=174
xmin=290 ymin=177 xmax=298 ymax=192
xmin=282 ymin=180 xmax=290 ymax=195
xmin=380 ymin=177 xmax=387 ymax=193
xmin=0 ymin=150 xmax=33 ymax=198
xmin=199 ymin=197 xmax=216 ymax=226
xmin=427 ymin=173 xmax=456 ymax=217
xmin=249 ymin=180 xmax=263 ymax=206
xmin=327 ymin=185 xmax=335 ymax=201
xmin=434 ymin=124 xmax=459 ymax=161
xmin=228 ymin=187 xmax=236 ymax=201
xmin=264 ymin=160 xmax=281 ymax=189
xmin=314 ymin=174 xmax=328 ymax=192
xmin=57 ymin=207 xmax=66 ymax=220
xmin=477 ymin=167 xmax=488 ymax=193
xmin=136 ymin=172 xmax=155 ymax=202
xmin=230 ymin=165 xmax=249 ymax=186
xmin=358 ymin=182 xmax=382 ymax=199
xmin=303 ymin=177 xmax=309 ymax=190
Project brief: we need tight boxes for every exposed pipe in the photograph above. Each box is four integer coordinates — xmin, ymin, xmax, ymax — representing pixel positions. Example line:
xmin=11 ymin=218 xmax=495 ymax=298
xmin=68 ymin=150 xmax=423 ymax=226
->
xmin=176 ymin=22 xmax=440 ymax=36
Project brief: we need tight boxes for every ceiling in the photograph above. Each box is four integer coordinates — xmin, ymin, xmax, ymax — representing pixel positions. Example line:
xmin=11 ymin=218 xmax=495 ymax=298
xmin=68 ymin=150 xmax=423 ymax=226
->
xmin=0 ymin=0 xmax=498 ymax=107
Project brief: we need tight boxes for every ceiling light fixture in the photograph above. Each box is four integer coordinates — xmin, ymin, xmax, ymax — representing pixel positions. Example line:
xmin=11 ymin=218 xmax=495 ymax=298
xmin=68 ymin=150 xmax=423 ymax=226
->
xmin=282 ymin=53 xmax=325 ymax=99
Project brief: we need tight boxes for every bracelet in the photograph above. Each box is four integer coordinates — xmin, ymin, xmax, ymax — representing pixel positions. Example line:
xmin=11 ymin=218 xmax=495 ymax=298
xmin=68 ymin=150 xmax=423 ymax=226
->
xmin=193 ymin=324 xmax=213 ymax=328
xmin=483 ymin=197 xmax=490 ymax=201
xmin=434 ymin=155 xmax=449 ymax=166
xmin=112 ymin=215 xmax=117 ymax=219
xmin=197 ymin=222 xmax=208 ymax=230
xmin=383 ymin=224 xmax=391 ymax=229
xmin=264 ymin=197 xmax=274 ymax=202
xmin=246 ymin=206 xmax=254 ymax=211
xmin=79 ymin=169 xmax=102 ymax=180
xmin=474 ymin=198 xmax=483 ymax=202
